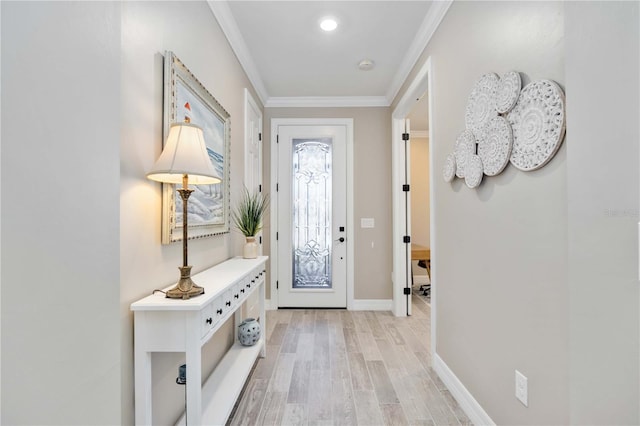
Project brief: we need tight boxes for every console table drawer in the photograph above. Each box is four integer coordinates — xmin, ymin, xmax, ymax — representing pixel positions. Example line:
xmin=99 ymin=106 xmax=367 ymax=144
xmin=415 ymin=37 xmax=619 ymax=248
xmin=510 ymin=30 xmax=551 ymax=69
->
xmin=200 ymin=303 xmax=214 ymax=338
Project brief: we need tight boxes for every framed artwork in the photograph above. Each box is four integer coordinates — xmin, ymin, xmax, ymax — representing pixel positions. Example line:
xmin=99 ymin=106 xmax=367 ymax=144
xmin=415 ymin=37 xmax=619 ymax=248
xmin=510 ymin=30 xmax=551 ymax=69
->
xmin=161 ymin=51 xmax=231 ymax=244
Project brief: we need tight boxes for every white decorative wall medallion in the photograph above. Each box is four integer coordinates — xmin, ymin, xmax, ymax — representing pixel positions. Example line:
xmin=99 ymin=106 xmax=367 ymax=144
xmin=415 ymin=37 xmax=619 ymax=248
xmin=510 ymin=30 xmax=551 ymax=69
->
xmin=465 ymin=73 xmax=499 ymax=141
xmin=465 ymin=155 xmax=484 ymax=189
xmin=454 ymin=130 xmax=477 ymax=178
xmin=478 ymin=116 xmax=513 ymax=176
xmin=443 ymin=153 xmax=457 ymax=182
xmin=507 ymin=79 xmax=566 ymax=171
xmin=494 ymin=71 xmax=522 ymax=114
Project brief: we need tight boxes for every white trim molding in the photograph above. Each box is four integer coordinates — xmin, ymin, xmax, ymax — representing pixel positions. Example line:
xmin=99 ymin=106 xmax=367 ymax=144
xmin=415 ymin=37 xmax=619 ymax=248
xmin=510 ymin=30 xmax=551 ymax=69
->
xmin=433 ymin=354 xmax=496 ymax=426
xmin=207 ymin=1 xmax=269 ymax=104
xmin=351 ymin=299 xmax=393 ymax=311
xmin=266 ymin=96 xmax=389 ymax=108
xmin=411 ymin=130 xmax=429 ymax=139
xmin=385 ymin=0 xmax=453 ymax=104
xmin=264 ymin=299 xmax=276 ymax=311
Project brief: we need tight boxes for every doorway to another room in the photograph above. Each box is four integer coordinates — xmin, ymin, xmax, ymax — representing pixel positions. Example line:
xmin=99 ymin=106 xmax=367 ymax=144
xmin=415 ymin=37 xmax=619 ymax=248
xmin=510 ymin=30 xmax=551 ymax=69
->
xmin=391 ymin=57 xmax=435 ymax=359
xmin=407 ymin=94 xmax=431 ymax=310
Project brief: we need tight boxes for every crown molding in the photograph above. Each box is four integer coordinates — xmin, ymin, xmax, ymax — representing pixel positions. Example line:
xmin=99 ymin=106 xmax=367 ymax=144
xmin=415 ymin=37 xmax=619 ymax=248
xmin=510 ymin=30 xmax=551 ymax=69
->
xmin=385 ymin=0 xmax=453 ymax=104
xmin=209 ymin=0 xmax=452 ymax=109
xmin=207 ymin=1 xmax=269 ymax=105
xmin=265 ymin=96 xmax=390 ymax=108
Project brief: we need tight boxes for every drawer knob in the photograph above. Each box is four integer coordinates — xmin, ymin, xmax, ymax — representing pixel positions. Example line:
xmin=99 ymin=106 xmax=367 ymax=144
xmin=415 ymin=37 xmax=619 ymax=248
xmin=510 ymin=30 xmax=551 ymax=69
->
xmin=252 ymin=279 xmax=255 ymax=283
xmin=206 ymin=318 xmax=212 ymax=325
xmin=226 ymin=301 xmax=231 ymax=306
xmin=234 ymin=294 xmax=239 ymax=299
xmin=216 ymin=308 xmax=223 ymax=315
xmin=246 ymin=284 xmax=251 ymax=288
xmin=241 ymin=289 xmax=245 ymax=293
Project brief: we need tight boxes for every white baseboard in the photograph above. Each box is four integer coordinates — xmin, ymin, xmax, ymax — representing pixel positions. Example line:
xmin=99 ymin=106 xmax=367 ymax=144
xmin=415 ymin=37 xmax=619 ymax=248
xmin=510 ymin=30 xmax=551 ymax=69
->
xmin=351 ymin=299 xmax=393 ymax=311
xmin=265 ymin=299 xmax=392 ymax=311
xmin=433 ymin=353 xmax=495 ymax=426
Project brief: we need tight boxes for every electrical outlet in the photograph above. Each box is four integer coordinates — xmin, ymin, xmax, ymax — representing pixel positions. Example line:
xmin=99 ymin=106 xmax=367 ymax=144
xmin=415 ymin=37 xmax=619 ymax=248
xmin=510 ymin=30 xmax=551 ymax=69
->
xmin=515 ymin=370 xmax=528 ymax=407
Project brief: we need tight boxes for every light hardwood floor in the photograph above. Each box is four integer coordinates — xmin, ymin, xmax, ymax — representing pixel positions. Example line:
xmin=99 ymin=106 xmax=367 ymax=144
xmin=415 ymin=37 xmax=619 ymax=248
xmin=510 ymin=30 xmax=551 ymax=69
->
xmin=228 ymin=294 xmax=471 ymax=425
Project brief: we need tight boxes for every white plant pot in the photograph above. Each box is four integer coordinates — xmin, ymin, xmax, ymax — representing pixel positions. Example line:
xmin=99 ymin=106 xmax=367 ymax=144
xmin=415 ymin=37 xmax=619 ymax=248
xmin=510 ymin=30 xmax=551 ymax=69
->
xmin=243 ymin=236 xmax=258 ymax=259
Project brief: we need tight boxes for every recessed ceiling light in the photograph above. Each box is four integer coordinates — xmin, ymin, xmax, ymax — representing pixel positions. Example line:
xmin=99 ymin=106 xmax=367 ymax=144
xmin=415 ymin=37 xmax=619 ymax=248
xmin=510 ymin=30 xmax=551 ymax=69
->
xmin=320 ymin=18 xmax=338 ymax=32
xmin=358 ymin=59 xmax=375 ymax=71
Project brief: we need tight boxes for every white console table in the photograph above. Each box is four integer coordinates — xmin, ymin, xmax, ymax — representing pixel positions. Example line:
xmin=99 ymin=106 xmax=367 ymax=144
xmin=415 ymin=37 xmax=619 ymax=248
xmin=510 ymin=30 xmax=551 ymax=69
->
xmin=131 ymin=256 xmax=268 ymax=425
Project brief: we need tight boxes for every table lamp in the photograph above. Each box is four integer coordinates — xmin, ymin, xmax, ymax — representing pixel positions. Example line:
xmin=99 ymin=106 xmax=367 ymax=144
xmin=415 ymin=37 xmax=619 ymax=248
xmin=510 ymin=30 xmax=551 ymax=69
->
xmin=147 ymin=121 xmax=221 ymax=299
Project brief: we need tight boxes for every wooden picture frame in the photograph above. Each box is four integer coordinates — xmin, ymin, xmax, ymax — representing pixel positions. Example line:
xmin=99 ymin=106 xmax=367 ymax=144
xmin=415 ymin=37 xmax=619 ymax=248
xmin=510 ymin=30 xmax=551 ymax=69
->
xmin=161 ymin=51 xmax=231 ymax=243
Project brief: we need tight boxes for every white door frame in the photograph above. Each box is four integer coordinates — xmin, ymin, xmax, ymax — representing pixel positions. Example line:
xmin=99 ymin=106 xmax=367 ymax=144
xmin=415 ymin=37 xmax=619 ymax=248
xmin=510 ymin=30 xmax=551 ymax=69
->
xmin=243 ymin=88 xmax=263 ymax=193
xmin=270 ymin=118 xmax=354 ymax=310
xmin=244 ymin=89 xmax=263 ymax=317
xmin=391 ymin=57 xmax=436 ymax=354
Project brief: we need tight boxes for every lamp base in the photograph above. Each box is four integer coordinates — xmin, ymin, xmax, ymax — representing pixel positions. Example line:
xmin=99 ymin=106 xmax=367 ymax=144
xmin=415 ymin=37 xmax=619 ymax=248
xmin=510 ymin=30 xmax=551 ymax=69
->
xmin=166 ymin=265 xmax=205 ymax=299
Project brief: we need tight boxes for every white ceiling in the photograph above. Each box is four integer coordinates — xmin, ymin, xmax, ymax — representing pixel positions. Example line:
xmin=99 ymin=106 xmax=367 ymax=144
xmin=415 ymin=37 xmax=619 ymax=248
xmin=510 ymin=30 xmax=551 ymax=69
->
xmin=209 ymin=1 xmax=451 ymax=108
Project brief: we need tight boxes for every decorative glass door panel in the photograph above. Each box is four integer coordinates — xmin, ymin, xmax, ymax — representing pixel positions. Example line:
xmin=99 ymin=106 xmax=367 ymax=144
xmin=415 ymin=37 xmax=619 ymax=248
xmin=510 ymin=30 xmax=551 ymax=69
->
xmin=292 ymin=138 xmax=333 ymax=288
xmin=276 ymin=122 xmax=348 ymax=308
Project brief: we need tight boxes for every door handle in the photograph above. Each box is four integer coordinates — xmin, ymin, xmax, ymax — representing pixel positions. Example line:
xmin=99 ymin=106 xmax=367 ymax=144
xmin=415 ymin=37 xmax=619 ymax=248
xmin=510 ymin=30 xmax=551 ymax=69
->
xmin=335 ymin=237 xmax=345 ymax=243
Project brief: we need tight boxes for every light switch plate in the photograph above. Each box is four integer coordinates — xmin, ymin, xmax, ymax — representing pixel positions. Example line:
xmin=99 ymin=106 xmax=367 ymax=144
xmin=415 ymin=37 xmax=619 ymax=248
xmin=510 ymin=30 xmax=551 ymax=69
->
xmin=361 ymin=218 xmax=375 ymax=228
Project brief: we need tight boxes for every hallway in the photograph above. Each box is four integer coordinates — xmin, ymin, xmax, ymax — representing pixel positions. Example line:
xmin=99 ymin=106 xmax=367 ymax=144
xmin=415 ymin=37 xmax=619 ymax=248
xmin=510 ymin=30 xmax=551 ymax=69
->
xmin=228 ymin=296 xmax=471 ymax=425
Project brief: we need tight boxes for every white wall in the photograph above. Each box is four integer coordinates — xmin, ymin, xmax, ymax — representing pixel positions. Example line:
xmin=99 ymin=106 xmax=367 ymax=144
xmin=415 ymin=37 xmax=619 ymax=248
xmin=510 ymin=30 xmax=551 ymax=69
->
xmin=395 ymin=1 xmax=568 ymax=423
xmin=394 ymin=1 xmax=640 ymax=424
xmin=120 ymin=2 xmax=262 ymax=424
xmin=566 ymin=2 xmax=639 ymax=423
xmin=1 ymin=2 xmax=121 ymax=424
xmin=1 ymin=1 xmax=261 ymax=424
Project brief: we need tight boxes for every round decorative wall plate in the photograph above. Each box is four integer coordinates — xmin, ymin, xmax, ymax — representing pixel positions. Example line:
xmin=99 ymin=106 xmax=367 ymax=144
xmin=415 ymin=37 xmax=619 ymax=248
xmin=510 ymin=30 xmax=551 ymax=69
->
xmin=465 ymin=73 xmax=499 ymax=140
xmin=465 ymin=155 xmax=484 ymax=189
xmin=507 ymin=79 xmax=566 ymax=171
xmin=454 ymin=130 xmax=477 ymax=178
xmin=478 ymin=116 xmax=513 ymax=176
xmin=494 ymin=71 xmax=521 ymax=114
xmin=443 ymin=153 xmax=457 ymax=182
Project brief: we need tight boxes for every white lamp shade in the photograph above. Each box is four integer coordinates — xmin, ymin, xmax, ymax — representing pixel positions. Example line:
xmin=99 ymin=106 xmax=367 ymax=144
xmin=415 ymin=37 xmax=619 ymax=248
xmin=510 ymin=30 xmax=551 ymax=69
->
xmin=147 ymin=122 xmax=221 ymax=185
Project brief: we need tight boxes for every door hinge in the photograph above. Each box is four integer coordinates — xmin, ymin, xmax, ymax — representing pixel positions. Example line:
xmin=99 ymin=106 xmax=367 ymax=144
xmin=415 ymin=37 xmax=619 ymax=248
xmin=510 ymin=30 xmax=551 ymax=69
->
xmin=276 ymin=232 xmax=279 ymax=241
xmin=403 ymin=287 xmax=411 ymax=295
xmin=259 ymin=236 xmax=262 ymax=244
xmin=259 ymin=184 xmax=262 ymax=192
xmin=402 ymin=184 xmax=410 ymax=192
xmin=277 ymin=135 xmax=279 ymax=143
xmin=276 ymin=281 xmax=279 ymax=289
xmin=403 ymin=235 xmax=411 ymax=243
xmin=259 ymin=132 xmax=262 ymax=141
xmin=402 ymin=132 xmax=410 ymax=141
xmin=276 ymin=183 xmax=279 ymax=192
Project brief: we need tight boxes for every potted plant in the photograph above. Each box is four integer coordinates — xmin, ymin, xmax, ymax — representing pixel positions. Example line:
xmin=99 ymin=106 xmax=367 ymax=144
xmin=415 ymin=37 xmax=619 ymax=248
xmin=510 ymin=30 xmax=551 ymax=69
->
xmin=232 ymin=188 xmax=269 ymax=258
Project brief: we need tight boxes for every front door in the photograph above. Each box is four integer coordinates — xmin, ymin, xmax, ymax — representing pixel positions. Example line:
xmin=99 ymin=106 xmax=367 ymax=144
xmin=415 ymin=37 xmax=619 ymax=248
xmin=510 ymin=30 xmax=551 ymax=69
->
xmin=276 ymin=124 xmax=347 ymax=308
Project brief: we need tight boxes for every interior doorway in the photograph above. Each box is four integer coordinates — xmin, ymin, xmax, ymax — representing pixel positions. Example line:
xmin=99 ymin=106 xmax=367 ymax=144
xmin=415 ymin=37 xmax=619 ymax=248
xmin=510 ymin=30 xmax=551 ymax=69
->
xmin=407 ymin=94 xmax=431 ymax=308
xmin=391 ymin=57 xmax=436 ymax=357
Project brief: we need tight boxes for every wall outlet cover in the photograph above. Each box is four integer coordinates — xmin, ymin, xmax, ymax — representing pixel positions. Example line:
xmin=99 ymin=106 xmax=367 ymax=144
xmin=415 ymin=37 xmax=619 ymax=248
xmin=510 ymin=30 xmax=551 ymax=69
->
xmin=515 ymin=370 xmax=528 ymax=407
